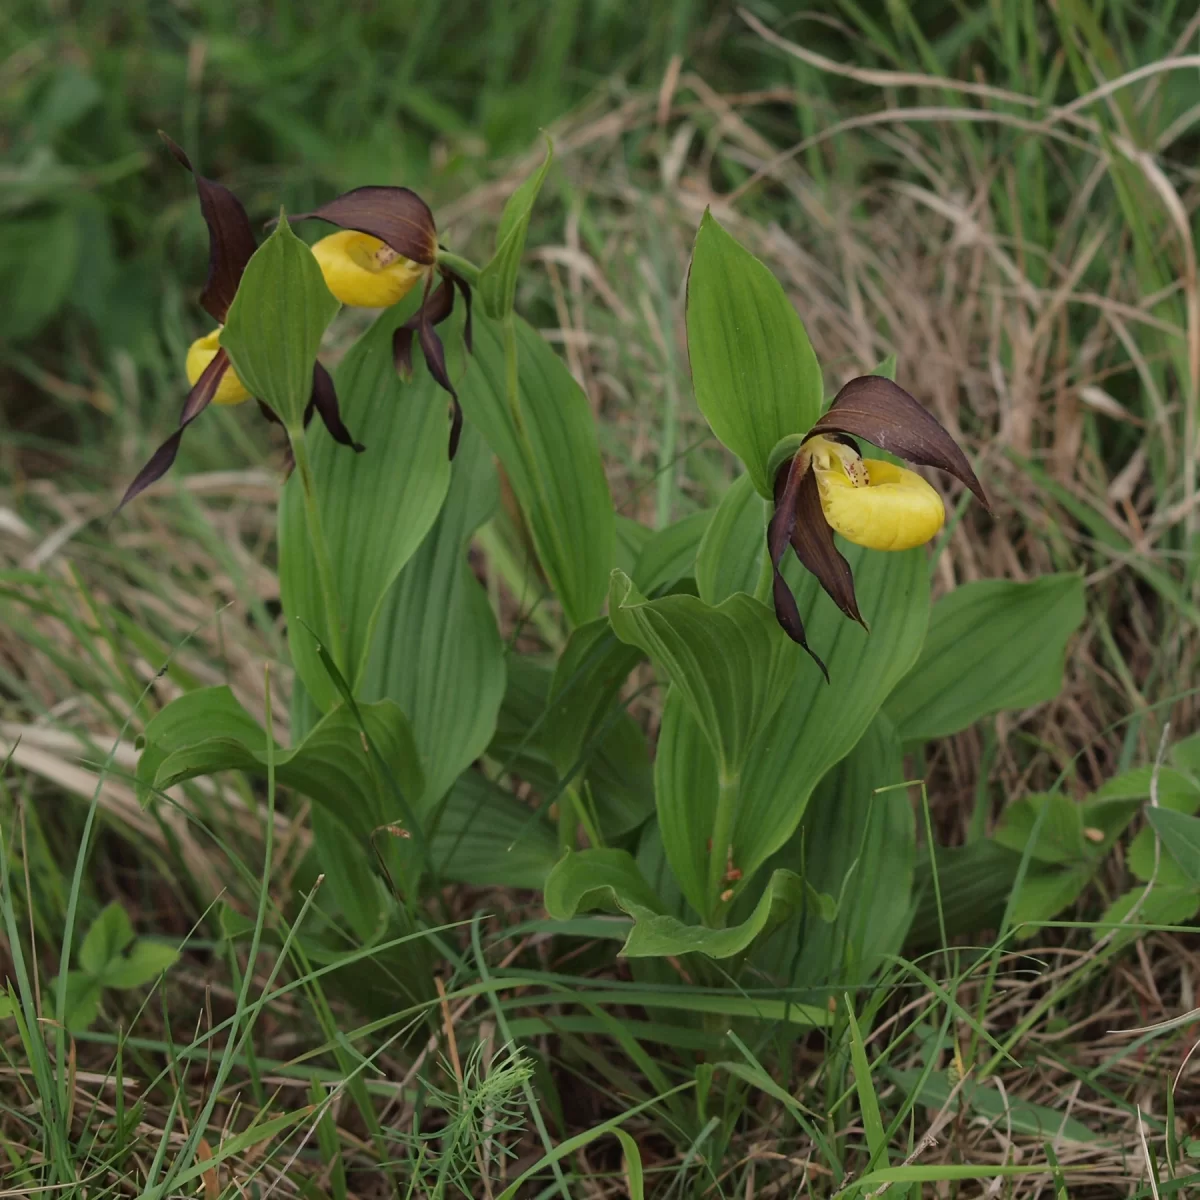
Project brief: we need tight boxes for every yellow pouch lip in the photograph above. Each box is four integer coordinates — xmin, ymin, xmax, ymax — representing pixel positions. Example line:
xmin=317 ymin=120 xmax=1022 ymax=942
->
xmin=185 ymin=329 xmax=251 ymax=406
xmin=815 ymin=458 xmax=945 ymax=551
xmin=311 ymin=230 xmax=425 ymax=308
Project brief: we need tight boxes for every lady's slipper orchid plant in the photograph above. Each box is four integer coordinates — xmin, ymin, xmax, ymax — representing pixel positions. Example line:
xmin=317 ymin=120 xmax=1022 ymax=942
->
xmin=767 ymin=375 xmax=988 ymax=676
xmin=118 ymin=137 xmax=362 ymax=509
xmin=294 ymin=189 xmax=472 ymax=457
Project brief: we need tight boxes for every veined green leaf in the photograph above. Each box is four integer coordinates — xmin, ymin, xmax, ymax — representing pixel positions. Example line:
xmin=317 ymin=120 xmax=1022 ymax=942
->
xmin=607 ymin=569 xmax=797 ymax=779
xmin=757 ymin=714 xmax=913 ymax=987
xmin=478 ymin=135 xmax=554 ymax=319
xmin=433 ymin=770 xmax=559 ymax=889
xmin=656 ymin=509 xmax=928 ymax=907
xmin=685 ymin=211 xmax=822 ymax=497
xmin=545 ymin=850 xmax=832 ymax=960
xmin=220 ymin=214 xmax=339 ymax=428
xmin=544 ymin=848 xmax=665 ymax=920
xmin=137 ymin=686 xmax=423 ymax=843
xmin=459 ymin=313 xmax=615 ymax=628
xmin=278 ymin=305 xmax=453 ymax=712
xmin=489 ymin=652 xmax=653 ymax=840
xmin=632 ymin=509 xmax=712 ymax=595
xmin=544 ymin=618 xmax=642 ymax=778
xmin=695 ymin=472 xmax=762 ymax=606
xmin=885 ymin=575 xmax=1085 ymax=742
xmin=359 ymin=424 xmax=506 ymax=813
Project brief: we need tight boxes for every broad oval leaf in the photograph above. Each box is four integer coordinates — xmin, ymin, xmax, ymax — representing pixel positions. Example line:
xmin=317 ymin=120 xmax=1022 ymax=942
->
xmin=220 ymin=214 xmax=340 ymax=427
xmin=359 ymin=423 xmax=506 ymax=813
xmin=459 ymin=313 xmax=615 ymax=628
xmin=607 ymin=569 xmax=797 ymax=779
xmin=278 ymin=306 xmax=453 ymax=712
xmin=685 ymin=211 xmax=822 ymax=498
xmin=478 ymin=135 xmax=554 ymax=319
xmin=885 ymin=575 xmax=1086 ymax=742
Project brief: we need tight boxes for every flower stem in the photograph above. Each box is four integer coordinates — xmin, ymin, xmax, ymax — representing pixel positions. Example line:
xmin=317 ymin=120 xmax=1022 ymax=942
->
xmin=289 ymin=424 xmax=347 ymax=679
xmin=707 ymin=771 xmax=740 ymax=925
xmin=434 ymin=249 xmax=481 ymax=286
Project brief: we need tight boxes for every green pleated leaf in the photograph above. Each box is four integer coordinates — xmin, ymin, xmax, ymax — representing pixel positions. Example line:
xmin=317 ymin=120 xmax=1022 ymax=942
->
xmin=695 ymin=472 xmax=762 ymax=606
xmin=546 ymin=850 xmax=832 ymax=960
xmin=615 ymin=515 xmax=654 ymax=578
xmin=137 ymin=686 xmax=423 ymax=843
xmin=544 ymin=848 xmax=665 ymax=920
xmin=488 ymin=653 xmax=653 ymax=841
xmin=607 ymin=569 xmax=797 ymax=779
xmin=478 ymin=135 xmax=554 ymax=319
xmin=278 ymin=306 xmax=453 ymax=712
xmin=655 ymin=495 xmax=929 ymax=907
xmin=220 ymin=213 xmax=340 ymax=427
xmin=432 ymin=770 xmax=559 ymax=889
xmin=459 ymin=313 xmax=615 ymax=628
xmin=545 ymin=618 xmax=643 ymax=778
xmin=757 ymin=713 xmax=914 ymax=987
xmin=358 ymin=423 xmax=506 ymax=813
xmin=885 ymin=575 xmax=1086 ymax=742
xmin=685 ymin=211 xmax=822 ymax=497
xmin=632 ymin=509 xmax=712 ymax=595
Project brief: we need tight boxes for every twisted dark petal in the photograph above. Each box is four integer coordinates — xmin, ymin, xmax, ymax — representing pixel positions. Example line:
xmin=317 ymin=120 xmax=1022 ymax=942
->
xmin=257 ymin=399 xmax=284 ymax=426
xmin=423 ymin=277 xmax=456 ymax=327
xmin=160 ymin=132 xmax=256 ymax=324
xmin=448 ymin=398 xmax=464 ymax=460
xmin=443 ymin=268 xmax=473 ymax=352
xmin=417 ymin=312 xmax=454 ymax=399
xmin=768 ymin=456 xmax=829 ymax=679
xmin=811 ymin=375 xmax=989 ymax=508
xmin=117 ymin=351 xmax=231 ymax=510
xmin=392 ymin=325 xmax=416 ymax=380
xmin=290 ymin=186 xmax=438 ymax=265
xmin=792 ymin=468 xmax=864 ymax=628
xmin=390 ymin=276 xmax=462 ymax=458
xmin=310 ymin=362 xmax=365 ymax=452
